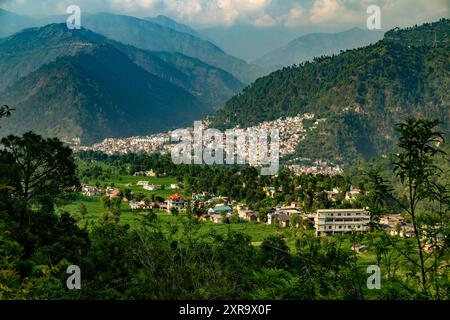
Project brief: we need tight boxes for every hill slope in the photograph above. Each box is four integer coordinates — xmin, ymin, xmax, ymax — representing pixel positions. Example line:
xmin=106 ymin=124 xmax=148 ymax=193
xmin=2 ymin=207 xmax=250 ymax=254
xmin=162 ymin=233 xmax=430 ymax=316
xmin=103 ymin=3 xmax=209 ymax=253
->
xmin=0 ymin=28 xmax=210 ymax=144
xmin=212 ymin=19 xmax=450 ymax=163
xmin=254 ymin=28 xmax=384 ymax=67
xmin=0 ymin=23 xmax=244 ymax=110
xmin=0 ymin=9 xmax=36 ymax=38
xmin=145 ymin=15 xmax=202 ymax=38
xmin=81 ymin=13 xmax=268 ymax=83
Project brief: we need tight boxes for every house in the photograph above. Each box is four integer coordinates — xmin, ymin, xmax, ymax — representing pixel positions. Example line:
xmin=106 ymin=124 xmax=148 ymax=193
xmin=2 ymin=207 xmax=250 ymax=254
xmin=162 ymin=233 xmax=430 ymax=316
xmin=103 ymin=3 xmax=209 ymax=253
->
xmin=208 ymin=205 xmax=233 ymax=215
xmin=166 ymin=194 xmax=185 ymax=213
xmin=267 ymin=212 xmax=291 ymax=227
xmin=170 ymin=183 xmax=179 ymax=190
xmin=81 ymin=184 xmax=102 ymax=197
xmin=143 ymin=184 xmax=156 ymax=191
xmin=129 ymin=200 xmax=153 ymax=210
xmin=389 ymin=223 xmax=415 ymax=238
xmin=192 ymin=192 xmax=211 ymax=201
xmin=246 ymin=212 xmax=258 ymax=222
xmin=380 ymin=214 xmax=405 ymax=227
xmin=352 ymin=245 xmax=368 ymax=254
xmin=106 ymin=187 xmax=121 ymax=199
xmin=237 ymin=205 xmax=250 ymax=219
xmin=326 ymin=188 xmax=341 ymax=202
xmin=278 ymin=212 xmax=291 ymax=228
xmin=134 ymin=170 xmax=156 ymax=177
xmin=211 ymin=214 xmax=224 ymax=224
xmin=146 ymin=170 xmax=156 ymax=177
xmin=315 ymin=209 xmax=370 ymax=236
xmin=345 ymin=186 xmax=362 ymax=203
xmin=380 ymin=214 xmax=415 ymax=238
xmin=267 ymin=213 xmax=275 ymax=225
xmin=207 ymin=196 xmax=229 ymax=205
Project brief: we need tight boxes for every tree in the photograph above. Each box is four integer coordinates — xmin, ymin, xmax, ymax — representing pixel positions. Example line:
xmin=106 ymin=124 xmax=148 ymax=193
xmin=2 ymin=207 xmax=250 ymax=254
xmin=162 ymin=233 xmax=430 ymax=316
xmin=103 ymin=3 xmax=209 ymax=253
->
xmin=260 ymin=236 xmax=290 ymax=269
xmin=122 ymin=188 xmax=132 ymax=201
xmin=369 ymin=119 xmax=448 ymax=293
xmin=78 ymin=203 xmax=88 ymax=218
xmin=0 ymin=132 xmax=79 ymax=229
xmin=0 ymin=105 xmax=13 ymax=120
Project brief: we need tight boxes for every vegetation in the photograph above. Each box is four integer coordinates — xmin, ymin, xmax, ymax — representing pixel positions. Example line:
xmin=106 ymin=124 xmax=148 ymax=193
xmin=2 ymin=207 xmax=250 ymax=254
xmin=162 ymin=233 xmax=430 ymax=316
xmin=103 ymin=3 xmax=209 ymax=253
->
xmin=0 ymin=24 xmax=244 ymax=143
xmin=212 ymin=19 xmax=450 ymax=163
xmin=1 ymin=113 xmax=448 ymax=299
xmin=368 ymin=119 xmax=450 ymax=297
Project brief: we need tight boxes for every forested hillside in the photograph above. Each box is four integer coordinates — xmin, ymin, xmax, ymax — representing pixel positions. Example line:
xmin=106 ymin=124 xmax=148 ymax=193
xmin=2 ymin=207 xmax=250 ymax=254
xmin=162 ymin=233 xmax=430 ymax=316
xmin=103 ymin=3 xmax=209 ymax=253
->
xmin=212 ymin=19 xmax=450 ymax=163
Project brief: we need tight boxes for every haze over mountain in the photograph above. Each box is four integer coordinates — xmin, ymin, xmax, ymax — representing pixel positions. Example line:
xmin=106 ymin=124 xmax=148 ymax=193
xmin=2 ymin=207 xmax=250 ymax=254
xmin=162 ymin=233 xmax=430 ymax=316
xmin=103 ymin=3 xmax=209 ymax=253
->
xmin=212 ymin=19 xmax=450 ymax=163
xmin=0 ymin=9 xmax=271 ymax=84
xmin=0 ymin=22 xmax=244 ymax=109
xmin=0 ymin=8 xmax=36 ymax=38
xmin=145 ymin=15 xmax=203 ymax=39
xmin=198 ymin=25 xmax=306 ymax=62
xmin=79 ymin=12 xmax=271 ymax=84
xmin=0 ymin=24 xmax=233 ymax=144
xmin=253 ymin=28 xmax=385 ymax=67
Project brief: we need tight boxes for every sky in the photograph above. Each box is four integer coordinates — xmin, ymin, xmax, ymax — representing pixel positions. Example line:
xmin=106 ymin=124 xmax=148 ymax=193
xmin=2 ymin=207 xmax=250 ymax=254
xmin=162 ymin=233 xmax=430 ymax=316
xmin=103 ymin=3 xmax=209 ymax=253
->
xmin=0 ymin=0 xmax=448 ymax=29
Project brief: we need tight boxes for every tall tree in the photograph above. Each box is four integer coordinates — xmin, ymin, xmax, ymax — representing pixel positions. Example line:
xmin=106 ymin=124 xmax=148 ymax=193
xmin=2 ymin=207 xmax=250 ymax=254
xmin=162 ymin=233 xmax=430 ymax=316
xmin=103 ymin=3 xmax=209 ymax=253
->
xmin=1 ymin=132 xmax=79 ymax=229
xmin=369 ymin=118 xmax=448 ymax=293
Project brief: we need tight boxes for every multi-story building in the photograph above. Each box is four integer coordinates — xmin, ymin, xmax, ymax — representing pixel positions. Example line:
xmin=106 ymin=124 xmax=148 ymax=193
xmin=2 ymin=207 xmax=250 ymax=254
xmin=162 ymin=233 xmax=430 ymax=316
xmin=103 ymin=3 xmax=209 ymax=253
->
xmin=314 ymin=209 xmax=370 ymax=236
xmin=166 ymin=194 xmax=185 ymax=213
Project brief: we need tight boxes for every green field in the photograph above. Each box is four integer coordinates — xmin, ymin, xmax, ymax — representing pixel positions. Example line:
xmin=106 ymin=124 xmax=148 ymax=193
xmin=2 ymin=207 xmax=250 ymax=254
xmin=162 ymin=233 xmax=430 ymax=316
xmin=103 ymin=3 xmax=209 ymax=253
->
xmin=57 ymin=175 xmax=306 ymax=245
xmin=58 ymin=195 xmax=299 ymax=244
xmin=58 ymin=174 xmax=378 ymax=271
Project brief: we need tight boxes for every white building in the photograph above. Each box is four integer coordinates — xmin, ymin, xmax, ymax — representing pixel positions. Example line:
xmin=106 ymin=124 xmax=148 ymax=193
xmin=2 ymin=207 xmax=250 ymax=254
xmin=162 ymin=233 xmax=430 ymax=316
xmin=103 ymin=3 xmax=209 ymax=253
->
xmin=314 ymin=209 xmax=370 ymax=236
xmin=143 ymin=184 xmax=156 ymax=191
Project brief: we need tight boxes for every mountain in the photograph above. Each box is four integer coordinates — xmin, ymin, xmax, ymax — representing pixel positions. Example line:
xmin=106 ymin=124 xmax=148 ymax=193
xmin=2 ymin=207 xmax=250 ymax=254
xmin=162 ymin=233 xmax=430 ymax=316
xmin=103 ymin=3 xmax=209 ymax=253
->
xmin=80 ymin=12 xmax=269 ymax=83
xmin=198 ymin=25 xmax=309 ymax=62
xmin=145 ymin=15 xmax=202 ymax=38
xmin=0 ymin=23 xmax=244 ymax=110
xmin=0 ymin=11 xmax=270 ymax=83
xmin=212 ymin=19 xmax=450 ymax=163
xmin=253 ymin=28 xmax=384 ymax=67
xmin=0 ymin=24 xmax=213 ymax=144
xmin=0 ymin=9 xmax=36 ymax=38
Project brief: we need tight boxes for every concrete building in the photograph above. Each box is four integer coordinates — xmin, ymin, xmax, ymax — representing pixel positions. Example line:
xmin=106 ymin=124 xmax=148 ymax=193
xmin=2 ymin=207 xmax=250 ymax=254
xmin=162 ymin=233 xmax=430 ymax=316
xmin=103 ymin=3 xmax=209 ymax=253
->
xmin=315 ymin=209 xmax=370 ymax=236
xmin=166 ymin=194 xmax=185 ymax=213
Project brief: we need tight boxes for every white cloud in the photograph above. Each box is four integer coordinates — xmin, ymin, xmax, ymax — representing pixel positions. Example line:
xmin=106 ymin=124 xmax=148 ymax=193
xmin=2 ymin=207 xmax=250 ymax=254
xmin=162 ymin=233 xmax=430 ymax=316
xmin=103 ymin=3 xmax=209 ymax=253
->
xmin=253 ymin=13 xmax=277 ymax=27
xmin=162 ymin=0 xmax=273 ymax=26
xmin=309 ymin=0 xmax=360 ymax=24
xmin=0 ymin=0 xmax=448 ymax=28
xmin=283 ymin=5 xmax=305 ymax=27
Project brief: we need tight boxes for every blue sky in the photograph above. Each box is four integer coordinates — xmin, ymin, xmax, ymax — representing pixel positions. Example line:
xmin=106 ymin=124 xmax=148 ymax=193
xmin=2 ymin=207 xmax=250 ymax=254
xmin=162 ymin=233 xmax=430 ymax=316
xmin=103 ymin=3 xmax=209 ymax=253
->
xmin=0 ymin=0 xmax=448 ymax=28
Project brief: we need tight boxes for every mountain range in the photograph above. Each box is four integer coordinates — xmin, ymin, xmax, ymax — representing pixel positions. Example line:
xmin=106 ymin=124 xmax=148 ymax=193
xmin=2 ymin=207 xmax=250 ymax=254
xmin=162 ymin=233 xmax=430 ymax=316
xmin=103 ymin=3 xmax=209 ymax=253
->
xmin=253 ymin=27 xmax=384 ymax=67
xmin=0 ymin=24 xmax=245 ymax=143
xmin=212 ymin=19 xmax=450 ymax=163
xmin=1 ymin=10 xmax=448 ymax=163
xmin=0 ymin=9 xmax=271 ymax=84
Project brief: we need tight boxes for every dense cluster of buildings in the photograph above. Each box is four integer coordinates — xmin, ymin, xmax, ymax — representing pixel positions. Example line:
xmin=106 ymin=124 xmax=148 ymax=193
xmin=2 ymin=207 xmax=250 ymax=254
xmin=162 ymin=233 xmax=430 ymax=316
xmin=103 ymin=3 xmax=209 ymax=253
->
xmin=287 ymin=161 xmax=344 ymax=176
xmin=74 ymin=134 xmax=171 ymax=155
xmin=72 ymin=114 xmax=345 ymax=175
